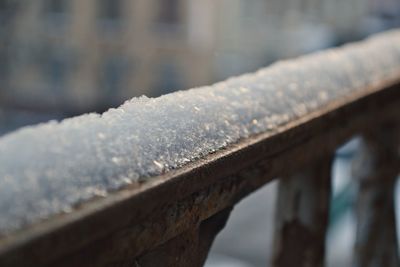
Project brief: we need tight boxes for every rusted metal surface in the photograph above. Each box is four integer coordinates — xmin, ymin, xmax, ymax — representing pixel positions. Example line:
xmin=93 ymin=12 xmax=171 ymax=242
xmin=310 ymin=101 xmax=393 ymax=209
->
xmin=2 ymin=31 xmax=399 ymax=237
xmin=0 ymin=67 xmax=399 ymax=266
xmin=135 ymin=208 xmax=232 ymax=267
xmin=272 ymin=156 xmax=333 ymax=267
xmin=48 ymin=176 xmax=242 ymax=267
xmin=353 ymin=125 xmax=400 ymax=267
xmin=0 ymin=81 xmax=399 ymax=266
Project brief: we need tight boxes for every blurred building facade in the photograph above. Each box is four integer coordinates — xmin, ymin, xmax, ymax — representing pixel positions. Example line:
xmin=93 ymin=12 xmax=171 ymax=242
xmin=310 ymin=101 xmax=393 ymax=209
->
xmin=0 ymin=0 xmax=215 ymax=113
xmin=0 ymin=0 xmax=399 ymax=117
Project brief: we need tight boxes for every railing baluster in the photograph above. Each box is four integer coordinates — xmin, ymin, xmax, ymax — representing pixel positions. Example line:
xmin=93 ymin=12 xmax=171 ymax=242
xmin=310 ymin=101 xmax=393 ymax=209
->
xmin=135 ymin=208 xmax=232 ymax=267
xmin=272 ymin=156 xmax=333 ymax=267
xmin=353 ymin=126 xmax=400 ymax=267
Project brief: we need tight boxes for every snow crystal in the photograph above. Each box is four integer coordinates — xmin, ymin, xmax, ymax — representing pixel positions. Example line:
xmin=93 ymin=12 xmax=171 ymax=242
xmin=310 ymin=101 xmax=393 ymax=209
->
xmin=0 ymin=30 xmax=400 ymax=235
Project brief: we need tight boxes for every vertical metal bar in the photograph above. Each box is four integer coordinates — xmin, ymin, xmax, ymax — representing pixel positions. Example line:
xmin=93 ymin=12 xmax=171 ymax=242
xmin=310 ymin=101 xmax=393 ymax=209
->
xmin=135 ymin=208 xmax=232 ymax=267
xmin=353 ymin=126 xmax=400 ymax=267
xmin=272 ymin=155 xmax=333 ymax=267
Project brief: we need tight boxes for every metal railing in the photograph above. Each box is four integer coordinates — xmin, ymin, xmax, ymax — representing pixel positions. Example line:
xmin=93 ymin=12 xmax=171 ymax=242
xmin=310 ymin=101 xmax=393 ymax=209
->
xmin=0 ymin=30 xmax=400 ymax=267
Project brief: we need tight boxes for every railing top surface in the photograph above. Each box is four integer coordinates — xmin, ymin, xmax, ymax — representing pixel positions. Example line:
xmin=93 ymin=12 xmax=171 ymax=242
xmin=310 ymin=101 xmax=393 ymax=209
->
xmin=1 ymin=30 xmax=400 ymax=264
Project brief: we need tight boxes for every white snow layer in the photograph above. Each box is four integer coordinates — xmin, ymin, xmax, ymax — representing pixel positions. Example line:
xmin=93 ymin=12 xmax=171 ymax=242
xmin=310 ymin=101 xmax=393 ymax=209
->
xmin=0 ymin=30 xmax=400 ymax=235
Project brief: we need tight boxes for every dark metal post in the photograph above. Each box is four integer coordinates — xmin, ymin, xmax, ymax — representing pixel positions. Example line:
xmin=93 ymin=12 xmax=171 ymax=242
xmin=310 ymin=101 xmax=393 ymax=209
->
xmin=353 ymin=126 xmax=400 ymax=267
xmin=272 ymin=156 xmax=333 ymax=267
xmin=135 ymin=208 xmax=232 ymax=267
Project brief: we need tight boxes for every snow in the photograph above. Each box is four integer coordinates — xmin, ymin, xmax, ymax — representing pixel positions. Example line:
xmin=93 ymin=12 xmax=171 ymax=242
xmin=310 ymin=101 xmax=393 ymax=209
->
xmin=0 ymin=30 xmax=400 ymax=235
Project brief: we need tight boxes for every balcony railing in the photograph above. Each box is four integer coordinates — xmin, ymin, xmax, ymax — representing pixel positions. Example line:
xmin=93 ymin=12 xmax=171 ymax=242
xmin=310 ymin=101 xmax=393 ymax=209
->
xmin=0 ymin=30 xmax=400 ymax=267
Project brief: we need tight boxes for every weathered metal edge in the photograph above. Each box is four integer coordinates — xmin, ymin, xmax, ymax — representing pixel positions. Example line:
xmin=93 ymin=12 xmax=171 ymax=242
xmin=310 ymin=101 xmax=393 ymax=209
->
xmin=0 ymin=77 xmax=399 ymax=266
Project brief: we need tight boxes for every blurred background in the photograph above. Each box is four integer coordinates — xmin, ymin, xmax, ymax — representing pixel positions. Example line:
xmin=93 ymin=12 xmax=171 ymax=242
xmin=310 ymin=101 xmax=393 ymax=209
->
xmin=1 ymin=0 xmax=400 ymax=134
xmin=0 ymin=0 xmax=400 ymax=266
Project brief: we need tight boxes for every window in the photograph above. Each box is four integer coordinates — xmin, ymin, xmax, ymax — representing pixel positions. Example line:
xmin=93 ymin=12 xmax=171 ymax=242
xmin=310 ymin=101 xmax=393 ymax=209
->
xmin=42 ymin=49 xmax=69 ymax=94
xmin=99 ymin=56 xmax=128 ymax=103
xmin=44 ymin=0 xmax=67 ymax=15
xmin=155 ymin=61 xmax=183 ymax=95
xmin=98 ymin=0 xmax=122 ymax=21
xmin=97 ymin=0 xmax=124 ymax=34
xmin=0 ymin=1 xmax=8 ymax=17
xmin=0 ymin=1 xmax=19 ymax=31
xmin=43 ymin=0 xmax=69 ymax=29
xmin=157 ymin=0 xmax=181 ymax=25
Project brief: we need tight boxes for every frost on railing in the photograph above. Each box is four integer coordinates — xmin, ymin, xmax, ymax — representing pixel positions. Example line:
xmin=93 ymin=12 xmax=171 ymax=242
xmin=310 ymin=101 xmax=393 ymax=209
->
xmin=0 ymin=30 xmax=400 ymax=235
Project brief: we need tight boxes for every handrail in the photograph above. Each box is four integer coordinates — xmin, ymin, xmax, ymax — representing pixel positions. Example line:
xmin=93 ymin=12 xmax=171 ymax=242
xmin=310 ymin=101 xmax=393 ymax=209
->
xmin=0 ymin=30 xmax=400 ymax=267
